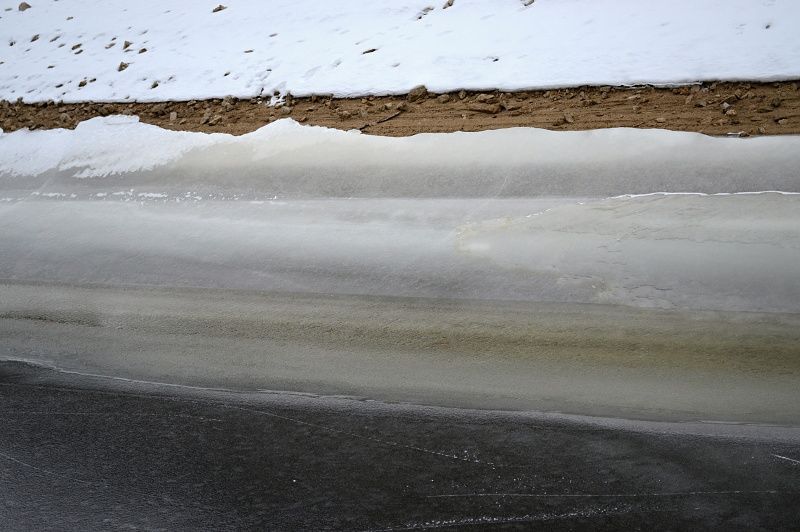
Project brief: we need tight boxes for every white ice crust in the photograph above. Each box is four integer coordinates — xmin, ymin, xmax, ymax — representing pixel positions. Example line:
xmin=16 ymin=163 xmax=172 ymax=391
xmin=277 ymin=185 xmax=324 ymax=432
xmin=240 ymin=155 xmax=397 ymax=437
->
xmin=2 ymin=117 xmax=800 ymax=197
xmin=1 ymin=0 xmax=799 ymax=103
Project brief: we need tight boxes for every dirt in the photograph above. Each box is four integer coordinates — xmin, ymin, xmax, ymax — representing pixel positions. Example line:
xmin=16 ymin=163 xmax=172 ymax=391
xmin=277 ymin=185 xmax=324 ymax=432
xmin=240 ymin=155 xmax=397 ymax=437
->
xmin=2 ymin=81 xmax=799 ymax=137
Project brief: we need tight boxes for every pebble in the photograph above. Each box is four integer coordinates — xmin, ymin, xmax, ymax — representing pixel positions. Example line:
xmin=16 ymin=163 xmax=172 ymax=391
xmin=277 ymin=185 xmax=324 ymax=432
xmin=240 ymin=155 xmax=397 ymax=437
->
xmin=467 ymin=103 xmax=501 ymax=114
xmin=407 ymin=85 xmax=428 ymax=102
xmin=474 ymin=93 xmax=497 ymax=104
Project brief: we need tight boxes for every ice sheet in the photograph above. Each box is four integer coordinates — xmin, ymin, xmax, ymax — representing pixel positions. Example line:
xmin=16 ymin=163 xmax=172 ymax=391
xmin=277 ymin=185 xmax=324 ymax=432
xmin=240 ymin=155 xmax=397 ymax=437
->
xmin=1 ymin=120 xmax=798 ymax=312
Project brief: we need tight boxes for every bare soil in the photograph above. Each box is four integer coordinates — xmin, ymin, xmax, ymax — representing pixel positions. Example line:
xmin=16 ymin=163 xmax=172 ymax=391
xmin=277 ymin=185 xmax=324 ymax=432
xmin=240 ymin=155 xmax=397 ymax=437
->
xmin=2 ymin=80 xmax=799 ymax=137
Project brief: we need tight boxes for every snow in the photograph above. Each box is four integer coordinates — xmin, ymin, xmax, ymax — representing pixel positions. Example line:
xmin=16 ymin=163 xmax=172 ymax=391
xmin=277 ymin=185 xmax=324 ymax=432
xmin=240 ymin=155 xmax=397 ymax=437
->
xmin=1 ymin=0 xmax=799 ymax=103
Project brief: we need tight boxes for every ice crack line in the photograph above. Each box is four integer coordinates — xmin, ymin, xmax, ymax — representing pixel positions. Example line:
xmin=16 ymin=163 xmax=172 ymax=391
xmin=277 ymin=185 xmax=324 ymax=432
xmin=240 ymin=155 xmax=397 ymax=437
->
xmin=0 ymin=410 xmax=222 ymax=421
xmin=772 ymin=454 xmax=800 ymax=465
xmin=426 ymin=490 xmax=791 ymax=499
xmin=220 ymin=403 xmax=497 ymax=467
xmin=0 ymin=449 xmax=94 ymax=485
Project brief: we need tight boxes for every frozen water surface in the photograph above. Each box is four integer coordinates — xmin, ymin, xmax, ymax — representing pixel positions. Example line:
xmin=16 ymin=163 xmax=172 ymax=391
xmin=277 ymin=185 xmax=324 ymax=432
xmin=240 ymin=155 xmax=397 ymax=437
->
xmin=1 ymin=119 xmax=798 ymax=422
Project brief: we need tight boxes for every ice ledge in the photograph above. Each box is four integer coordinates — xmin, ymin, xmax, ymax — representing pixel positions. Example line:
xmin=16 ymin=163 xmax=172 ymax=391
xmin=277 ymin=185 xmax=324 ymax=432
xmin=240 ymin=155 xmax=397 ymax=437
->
xmin=2 ymin=118 xmax=799 ymax=198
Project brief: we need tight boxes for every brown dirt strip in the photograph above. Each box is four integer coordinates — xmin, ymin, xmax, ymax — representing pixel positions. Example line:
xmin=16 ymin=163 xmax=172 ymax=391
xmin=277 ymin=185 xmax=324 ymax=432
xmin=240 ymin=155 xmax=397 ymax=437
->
xmin=2 ymin=80 xmax=799 ymax=137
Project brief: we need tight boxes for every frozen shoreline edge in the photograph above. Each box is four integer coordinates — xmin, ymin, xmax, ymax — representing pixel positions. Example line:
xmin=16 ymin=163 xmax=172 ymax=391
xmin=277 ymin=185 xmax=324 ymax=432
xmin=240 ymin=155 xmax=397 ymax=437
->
xmin=3 ymin=358 xmax=799 ymax=444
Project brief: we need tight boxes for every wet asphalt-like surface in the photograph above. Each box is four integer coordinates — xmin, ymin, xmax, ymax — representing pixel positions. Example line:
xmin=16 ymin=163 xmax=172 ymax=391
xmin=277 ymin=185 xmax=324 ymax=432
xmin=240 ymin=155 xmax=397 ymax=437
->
xmin=1 ymin=361 xmax=798 ymax=531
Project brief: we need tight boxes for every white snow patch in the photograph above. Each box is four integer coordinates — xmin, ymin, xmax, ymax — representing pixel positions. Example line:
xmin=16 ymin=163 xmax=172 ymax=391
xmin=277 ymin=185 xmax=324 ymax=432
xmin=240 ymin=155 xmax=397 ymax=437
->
xmin=0 ymin=0 xmax=798 ymax=103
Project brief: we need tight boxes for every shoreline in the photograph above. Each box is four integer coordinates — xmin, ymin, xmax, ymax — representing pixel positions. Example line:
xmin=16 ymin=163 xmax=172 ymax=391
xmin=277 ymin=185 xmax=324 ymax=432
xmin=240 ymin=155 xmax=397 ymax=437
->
xmin=3 ymin=80 xmax=799 ymax=137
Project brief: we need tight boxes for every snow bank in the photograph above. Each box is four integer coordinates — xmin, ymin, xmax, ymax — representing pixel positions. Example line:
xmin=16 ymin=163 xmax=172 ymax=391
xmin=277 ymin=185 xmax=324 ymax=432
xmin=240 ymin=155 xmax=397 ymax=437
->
xmin=1 ymin=0 xmax=799 ymax=104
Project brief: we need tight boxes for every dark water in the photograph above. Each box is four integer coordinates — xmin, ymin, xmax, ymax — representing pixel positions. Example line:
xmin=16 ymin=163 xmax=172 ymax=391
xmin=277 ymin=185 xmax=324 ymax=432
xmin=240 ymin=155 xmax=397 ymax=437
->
xmin=1 ymin=361 xmax=798 ymax=531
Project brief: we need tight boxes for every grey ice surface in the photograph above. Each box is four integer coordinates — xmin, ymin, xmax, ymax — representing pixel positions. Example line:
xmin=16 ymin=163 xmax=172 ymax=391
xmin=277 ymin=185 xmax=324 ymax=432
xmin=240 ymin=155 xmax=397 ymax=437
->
xmin=1 ymin=361 xmax=799 ymax=532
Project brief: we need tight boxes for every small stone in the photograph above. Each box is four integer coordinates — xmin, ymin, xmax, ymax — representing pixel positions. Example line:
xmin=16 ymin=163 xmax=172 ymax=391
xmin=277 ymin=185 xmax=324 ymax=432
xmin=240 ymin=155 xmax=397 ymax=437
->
xmin=695 ymin=100 xmax=707 ymax=108
xmin=632 ymin=105 xmax=640 ymax=112
xmin=758 ymin=126 xmax=766 ymax=134
xmin=78 ymin=80 xmax=86 ymax=87
xmin=337 ymin=109 xmax=351 ymax=120
xmin=395 ymin=102 xmax=407 ymax=111
xmin=467 ymin=103 xmax=501 ymax=114
xmin=199 ymin=109 xmax=212 ymax=124
xmin=212 ymin=5 xmax=227 ymax=12
xmin=655 ymin=117 xmax=667 ymax=123
xmin=138 ymin=48 xmax=147 ymax=54
xmin=771 ymin=97 xmax=782 ymax=108
xmin=443 ymin=0 xmax=454 ymax=8
xmin=169 ymin=111 xmax=177 ymax=122
xmin=151 ymin=81 xmax=159 ymax=89
xmin=725 ymin=108 xmax=737 ymax=116
xmin=407 ymin=85 xmax=428 ymax=102
xmin=31 ymin=34 xmax=39 ymax=42
xmin=18 ymin=2 xmax=31 ymax=11
xmin=59 ymin=112 xmax=70 ymax=122
xmin=152 ymin=103 xmax=167 ymax=115
xmin=118 ymin=62 xmax=129 ymax=71
xmin=776 ymin=118 xmax=788 ymax=125
xmin=437 ymin=94 xmax=450 ymax=104
xmin=474 ymin=93 xmax=497 ymax=104
xmin=281 ymin=106 xmax=293 ymax=115
xmin=208 ymin=114 xmax=223 ymax=126
xmin=123 ymin=41 xmax=132 ymax=50
xmin=458 ymin=90 xmax=467 ymax=100
xmin=563 ymin=112 xmax=574 ymax=123
xmin=358 ymin=109 xmax=369 ymax=118
xmin=721 ymin=102 xmax=731 ymax=111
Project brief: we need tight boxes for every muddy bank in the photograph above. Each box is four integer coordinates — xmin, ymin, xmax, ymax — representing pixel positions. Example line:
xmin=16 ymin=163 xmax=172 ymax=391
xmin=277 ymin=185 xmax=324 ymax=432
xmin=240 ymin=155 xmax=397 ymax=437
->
xmin=2 ymin=81 xmax=799 ymax=137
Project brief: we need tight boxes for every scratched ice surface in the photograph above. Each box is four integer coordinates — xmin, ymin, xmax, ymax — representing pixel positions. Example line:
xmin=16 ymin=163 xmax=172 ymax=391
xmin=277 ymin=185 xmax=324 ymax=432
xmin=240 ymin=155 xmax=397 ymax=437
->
xmin=1 ymin=118 xmax=799 ymax=313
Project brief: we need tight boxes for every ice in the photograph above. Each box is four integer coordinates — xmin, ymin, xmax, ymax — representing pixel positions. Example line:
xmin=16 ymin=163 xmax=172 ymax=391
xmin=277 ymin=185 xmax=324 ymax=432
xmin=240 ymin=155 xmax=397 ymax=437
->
xmin=1 ymin=0 xmax=798 ymax=103
xmin=457 ymin=193 xmax=800 ymax=312
xmin=1 ymin=119 xmax=798 ymax=313
xmin=2 ymin=118 xmax=800 ymax=198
